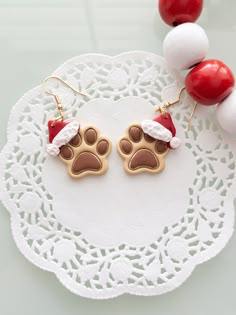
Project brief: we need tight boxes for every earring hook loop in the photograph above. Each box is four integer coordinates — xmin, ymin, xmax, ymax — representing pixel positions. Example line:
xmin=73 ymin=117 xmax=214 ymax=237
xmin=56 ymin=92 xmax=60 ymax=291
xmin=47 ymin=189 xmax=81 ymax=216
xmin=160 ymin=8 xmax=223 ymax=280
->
xmin=155 ymin=87 xmax=185 ymax=113
xmin=42 ymin=76 xmax=86 ymax=98
xmin=42 ymin=76 xmax=87 ymax=126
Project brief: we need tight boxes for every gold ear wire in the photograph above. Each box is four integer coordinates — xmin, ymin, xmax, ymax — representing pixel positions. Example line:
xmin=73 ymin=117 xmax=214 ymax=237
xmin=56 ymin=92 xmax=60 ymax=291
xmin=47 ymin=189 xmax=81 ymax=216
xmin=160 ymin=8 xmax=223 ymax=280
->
xmin=187 ymin=102 xmax=198 ymax=131
xmin=155 ymin=87 xmax=185 ymax=113
xmin=154 ymin=87 xmax=198 ymax=131
xmin=43 ymin=76 xmax=86 ymax=98
xmin=42 ymin=76 xmax=87 ymax=125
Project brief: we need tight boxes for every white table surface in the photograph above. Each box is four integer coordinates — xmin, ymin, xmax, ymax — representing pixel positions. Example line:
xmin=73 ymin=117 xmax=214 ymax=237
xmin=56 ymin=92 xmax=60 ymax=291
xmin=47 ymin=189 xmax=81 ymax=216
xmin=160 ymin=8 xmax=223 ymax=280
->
xmin=0 ymin=0 xmax=236 ymax=314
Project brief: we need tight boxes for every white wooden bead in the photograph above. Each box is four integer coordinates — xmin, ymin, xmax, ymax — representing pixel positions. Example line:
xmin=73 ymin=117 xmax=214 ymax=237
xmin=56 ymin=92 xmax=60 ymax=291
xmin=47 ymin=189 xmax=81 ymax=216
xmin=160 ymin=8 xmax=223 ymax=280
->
xmin=163 ymin=23 xmax=209 ymax=70
xmin=216 ymin=90 xmax=236 ymax=135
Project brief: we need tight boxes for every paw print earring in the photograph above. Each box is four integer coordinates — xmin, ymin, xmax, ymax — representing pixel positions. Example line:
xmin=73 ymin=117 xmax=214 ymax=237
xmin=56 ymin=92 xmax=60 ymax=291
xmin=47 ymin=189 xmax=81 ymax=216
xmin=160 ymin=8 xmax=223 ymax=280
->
xmin=117 ymin=89 xmax=184 ymax=175
xmin=44 ymin=76 xmax=112 ymax=179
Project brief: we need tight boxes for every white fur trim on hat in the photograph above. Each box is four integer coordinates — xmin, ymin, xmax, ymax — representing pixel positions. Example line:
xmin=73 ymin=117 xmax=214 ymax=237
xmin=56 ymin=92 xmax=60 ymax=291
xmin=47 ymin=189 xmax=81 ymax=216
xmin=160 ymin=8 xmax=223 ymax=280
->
xmin=170 ymin=136 xmax=181 ymax=149
xmin=47 ymin=143 xmax=60 ymax=157
xmin=141 ymin=119 xmax=172 ymax=142
xmin=47 ymin=121 xmax=80 ymax=157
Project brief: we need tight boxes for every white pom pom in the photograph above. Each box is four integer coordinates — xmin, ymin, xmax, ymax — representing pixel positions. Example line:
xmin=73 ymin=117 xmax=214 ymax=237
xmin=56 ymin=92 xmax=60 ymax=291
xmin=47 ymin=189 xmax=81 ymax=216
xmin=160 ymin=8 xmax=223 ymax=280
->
xmin=141 ymin=120 xmax=172 ymax=142
xmin=170 ymin=137 xmax=181 ymax=149
xmin=47 ymin=143 xmax=60 ymax=157
xmin=163 ymin=23 xmax=209 ymax=70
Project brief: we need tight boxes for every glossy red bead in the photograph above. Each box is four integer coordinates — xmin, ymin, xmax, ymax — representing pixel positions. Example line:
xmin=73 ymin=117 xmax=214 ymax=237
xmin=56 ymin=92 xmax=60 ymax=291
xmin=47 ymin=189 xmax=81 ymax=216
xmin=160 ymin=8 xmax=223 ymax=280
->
xmin=185 ymin=60 xmax=235 ymax=106
xmin=158 ymin=0 xmax=203 ymax=27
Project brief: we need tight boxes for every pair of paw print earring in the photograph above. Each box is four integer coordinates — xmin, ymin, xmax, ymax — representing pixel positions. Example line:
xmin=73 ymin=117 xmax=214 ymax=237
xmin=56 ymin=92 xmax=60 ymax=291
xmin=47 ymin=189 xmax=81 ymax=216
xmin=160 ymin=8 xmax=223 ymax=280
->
xmin=44 ymin=76 xmax=182 ymax=179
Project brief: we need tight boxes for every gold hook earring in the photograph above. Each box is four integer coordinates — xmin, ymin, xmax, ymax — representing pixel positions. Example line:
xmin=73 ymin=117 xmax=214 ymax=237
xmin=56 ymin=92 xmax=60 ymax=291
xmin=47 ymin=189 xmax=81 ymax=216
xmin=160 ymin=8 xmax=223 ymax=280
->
xmin=154 ymin=87 xmax=198 ymax=131
xmin=43 ymin=76 xmax=86 ymax=125
xmin=117 ymin=88 xmax=184 ymax=175
xmin=44 ymin=76 xmax=112 ymax=180
xmin=187 ymin=102 xmax=198 ymax=131
xmin=43 ymin=76 xmax=86 ymax=97
xmin=154 ymin=87 xmax=186 ymax=114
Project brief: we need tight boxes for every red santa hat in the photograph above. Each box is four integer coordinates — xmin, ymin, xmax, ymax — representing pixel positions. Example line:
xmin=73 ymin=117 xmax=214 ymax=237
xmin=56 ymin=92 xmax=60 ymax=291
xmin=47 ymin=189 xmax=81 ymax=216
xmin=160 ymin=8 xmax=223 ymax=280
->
xmin=47 ymin=120 xmax=80 ymax=156
xmin=141 ymin=113 xmax=181 ymax=149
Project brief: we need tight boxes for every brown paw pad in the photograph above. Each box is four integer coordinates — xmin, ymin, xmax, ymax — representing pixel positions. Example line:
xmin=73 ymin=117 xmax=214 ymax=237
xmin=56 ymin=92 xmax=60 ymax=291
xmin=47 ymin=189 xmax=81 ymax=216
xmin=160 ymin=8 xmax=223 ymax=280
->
xmin=118 ymin=124 xmax=169 ymax=174
xmin=72 ymin=152 xmax=102 ymax=175
xmin=129 ymin=149 xmax=159 ymax=170
xmin=59 ymin=126 xmax=111 ymax=179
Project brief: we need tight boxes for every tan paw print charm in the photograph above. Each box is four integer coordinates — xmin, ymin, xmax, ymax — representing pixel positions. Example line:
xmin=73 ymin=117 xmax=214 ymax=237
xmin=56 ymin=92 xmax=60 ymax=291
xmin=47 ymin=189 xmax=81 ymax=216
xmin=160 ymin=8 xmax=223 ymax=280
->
xmin=118 ymin=112 xmax=181 ymax=175
xmin=44 ymin=76 xmax=111 ymax=179
xmin=47 ymin=121 xmax=111 ymax=179
xmin=59 ymin=125 xmax=111 ymax=178
xmin=117 ymin=88 xmax=186 ymax=175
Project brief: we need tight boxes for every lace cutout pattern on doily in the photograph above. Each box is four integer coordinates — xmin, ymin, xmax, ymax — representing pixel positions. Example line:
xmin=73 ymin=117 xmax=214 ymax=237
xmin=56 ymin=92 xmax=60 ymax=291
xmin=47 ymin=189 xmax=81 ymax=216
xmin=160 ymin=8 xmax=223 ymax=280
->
xmin=0 ymin=52 xmax=235 ymax=299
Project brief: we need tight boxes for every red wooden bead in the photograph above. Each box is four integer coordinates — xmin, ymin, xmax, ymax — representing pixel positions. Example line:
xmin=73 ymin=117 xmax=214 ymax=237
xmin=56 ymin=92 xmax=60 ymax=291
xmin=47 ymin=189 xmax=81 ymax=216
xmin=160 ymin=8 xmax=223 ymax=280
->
xmin=185 ymin=60 xmax=235 ymax=106
xmin=158 ymin=0 xmax=203 ymax=27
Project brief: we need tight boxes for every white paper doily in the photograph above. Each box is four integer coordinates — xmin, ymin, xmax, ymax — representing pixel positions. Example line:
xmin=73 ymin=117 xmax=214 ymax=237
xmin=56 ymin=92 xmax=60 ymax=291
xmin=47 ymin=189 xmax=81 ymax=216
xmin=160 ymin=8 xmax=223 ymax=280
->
xmin=0 ymin=52 xmax=235 ymax=299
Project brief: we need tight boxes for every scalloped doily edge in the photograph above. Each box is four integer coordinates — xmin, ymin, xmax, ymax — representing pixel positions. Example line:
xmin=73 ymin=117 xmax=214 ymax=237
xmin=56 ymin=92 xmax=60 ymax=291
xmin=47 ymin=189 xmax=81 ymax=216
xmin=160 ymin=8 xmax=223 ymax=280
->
xmin=0 ymin=51 xmax=235 ymax=299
